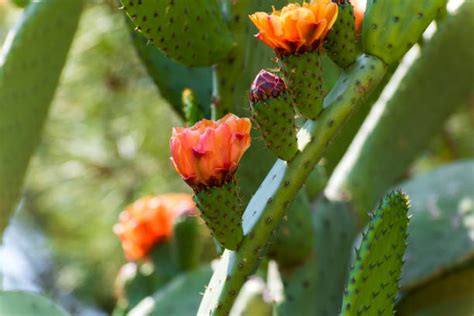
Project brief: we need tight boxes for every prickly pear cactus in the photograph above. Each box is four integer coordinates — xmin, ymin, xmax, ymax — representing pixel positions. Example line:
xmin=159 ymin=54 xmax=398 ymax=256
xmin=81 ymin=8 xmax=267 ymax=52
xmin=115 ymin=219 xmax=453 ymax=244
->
xmin=122 ymin=0 xmax=233 ymax=67
xmin=0 ymin=0 xmax=84 ymax=235
xmin=341 ymin=191 xmax=410 ymax=315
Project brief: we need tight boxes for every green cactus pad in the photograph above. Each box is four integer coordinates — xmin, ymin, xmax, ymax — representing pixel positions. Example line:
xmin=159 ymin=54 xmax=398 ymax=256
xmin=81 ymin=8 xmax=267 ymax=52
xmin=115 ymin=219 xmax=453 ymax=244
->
xmin=172 ymin=215 xmax=202 ymax=271
xmin=129 ymin=265 xmax=212 ymax=315
xmin=122 ymin=0 xmax=233 ymax=67
xmin=0 ymin=0 xmax=84 ymax=235
xmin=267 ymin=192 xmax=314 ymax=268
xmin=341 ymin=190 xmax=410 ymax=315
xmin=363 ymin=0 xmax=448 ymax=65
xmin=128 ymin=20 xmax=212 ymax=118
xmin=0 ymin=291 xmax=68 ymax=316
xmin=280 ymin=51 xmax=324 ymax=120
xmin=251 ymin=93 xmax=298 ymax=161
xmin=325 ymin=0 xmax=359 ymax=68
xmin=399 ymin=161 xmax=474 ymax=289
xmin=194 ymin=181 xmax=244 ymax=250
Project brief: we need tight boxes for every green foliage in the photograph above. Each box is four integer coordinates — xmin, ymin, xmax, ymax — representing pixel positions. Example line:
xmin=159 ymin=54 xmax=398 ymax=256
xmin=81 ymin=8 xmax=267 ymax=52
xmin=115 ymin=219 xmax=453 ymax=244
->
xmin=0 ymin=0 xmax=84 ymax=235
xmin=363 ymin=0 xmax=447 ymax=65
xmin=0 ymin=291 xmax=68 ymax=316
xmin=399 ymin=160 xmax=474 ymax=289
xmin=341 ymin=191 xmax=410 ymax=315
xmin=122 ymin=0 xmax=233 ymax=67
xmin=172 ymin=216 xmax=202 ymax=271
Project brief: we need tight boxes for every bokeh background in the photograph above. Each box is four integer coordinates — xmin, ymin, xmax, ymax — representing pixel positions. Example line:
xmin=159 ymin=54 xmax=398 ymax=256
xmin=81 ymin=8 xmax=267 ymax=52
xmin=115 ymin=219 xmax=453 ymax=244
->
xmin=0 ymin=0 xmax=472 ymax=314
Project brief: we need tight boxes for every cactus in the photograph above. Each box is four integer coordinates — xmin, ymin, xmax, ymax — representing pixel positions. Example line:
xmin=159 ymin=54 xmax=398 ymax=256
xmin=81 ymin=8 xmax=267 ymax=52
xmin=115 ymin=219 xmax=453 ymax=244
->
xmin=0 ymin=291 xmax=68 ymax=316
xmin=363 ymin=0 xmax=447 ymax=65
xmin=341 ymin=191 xmax=410 ymax=315
xmin=0 ymin=0 xmax=84 ymax=235
xmin=1 ymin=0 xmax=473 ymax=314
xmin=122 ymin=0 xmax=233 ymax=67
xmin=325 ymin=0 xmax=360 ymax=68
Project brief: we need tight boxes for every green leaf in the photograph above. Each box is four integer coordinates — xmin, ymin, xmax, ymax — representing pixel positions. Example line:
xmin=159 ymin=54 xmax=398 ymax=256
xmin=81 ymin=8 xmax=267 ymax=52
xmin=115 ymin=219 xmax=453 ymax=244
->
xmin=0 ymin=0 xmax=84 ymax=235
xmin=0 ymin=291 xmax=68 ymax=316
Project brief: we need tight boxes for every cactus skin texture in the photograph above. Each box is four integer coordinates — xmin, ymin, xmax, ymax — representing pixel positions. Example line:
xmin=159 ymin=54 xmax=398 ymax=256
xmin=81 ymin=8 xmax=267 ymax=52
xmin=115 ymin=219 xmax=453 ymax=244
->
xmin=363 ymin=0 xmax=448 ymax=65
xmin=0 ymin=291 xmax=68 ymax=316
xmin=326 ymin=1 xmax=474 ymax=222
xmin=341 ymin=190 xmax=410 ymax=316
xmin=121 ymin=0 xmax=233 ymax=67
xmin=194 ymin=182 xmax=244 ymax=251
xmin=198 ymin=54 xmax=386 ymax=316
xmin=0 ymin=0 xmax=84 ymax=235
xmin=325 ymin=0 xmax=359 ymax=68
xmin=250 ymin=71 xmax=298 ymax=161
xmin=280 ymin=51 xmax=324 ymax=120
xmin=128 ymin=21 xmax=212 ymax=118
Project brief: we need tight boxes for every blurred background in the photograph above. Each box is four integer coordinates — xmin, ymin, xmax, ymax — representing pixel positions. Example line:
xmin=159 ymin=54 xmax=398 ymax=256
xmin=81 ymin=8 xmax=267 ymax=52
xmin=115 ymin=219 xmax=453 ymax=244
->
xmin=0 ymin=0 xmax=472 ymax=314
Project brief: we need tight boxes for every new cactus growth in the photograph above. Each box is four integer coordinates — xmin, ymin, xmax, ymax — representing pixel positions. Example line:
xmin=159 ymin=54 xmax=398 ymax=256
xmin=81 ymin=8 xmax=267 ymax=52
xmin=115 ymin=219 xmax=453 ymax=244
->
xmin=249 ymin=70 xmax=298 ymax=161
xmin=122 ymin=0 xmax=233 ymax=67
xmin=250 ymin=1 xmax=338 ymax=119
xmin=325 ymin=0 xmax=360 ymax=68
xmin=341 ymin=190 xmax=410 ymax=315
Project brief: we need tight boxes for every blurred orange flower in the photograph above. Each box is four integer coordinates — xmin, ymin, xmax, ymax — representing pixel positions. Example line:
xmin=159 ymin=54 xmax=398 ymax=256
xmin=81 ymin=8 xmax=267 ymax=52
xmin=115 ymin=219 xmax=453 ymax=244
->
xmin=250 ymin=0 xmax=338 ymax=55
xmin=170 ymin=113 xmax=251 ymax=190
xmin=114 ymin=194 xmax=195 ymax=260
xmin=351 ymin=0 xmax=366 ymax=34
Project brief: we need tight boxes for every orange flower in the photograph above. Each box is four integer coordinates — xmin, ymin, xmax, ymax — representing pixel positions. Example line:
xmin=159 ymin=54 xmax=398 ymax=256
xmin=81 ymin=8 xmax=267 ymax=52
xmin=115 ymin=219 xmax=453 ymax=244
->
xmin=170 ymin=113 xmax=251 ymax=190
xmin=114 ymin=194 xmax=196 ymax=260
xmin=351 ymin=0 xmax=366 ymax=34
xmin=250 ymin=0 xmax=338 ymax=55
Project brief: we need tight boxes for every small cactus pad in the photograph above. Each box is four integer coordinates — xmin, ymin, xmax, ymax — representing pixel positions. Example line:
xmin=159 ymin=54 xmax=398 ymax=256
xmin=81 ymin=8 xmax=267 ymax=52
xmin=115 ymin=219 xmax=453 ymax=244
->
xmin=325 ymin=0 xmax=359 ymax=68
xmin=172 ymin=215 xmax=202 ymax=271
xmin=249 ymin=70 xmax=298 ymax=161
xmin=194 ymin=181 xmax=244 ymax=250
xmin=341 ymin=190 xmax=411 ymax=315
xmin=280 ymin=51 xmax=324 ymax=120
xmin=363 ymin=0 xmax=448 ymax=65
xmin=121 ymin=0 xmax=233 ymax=67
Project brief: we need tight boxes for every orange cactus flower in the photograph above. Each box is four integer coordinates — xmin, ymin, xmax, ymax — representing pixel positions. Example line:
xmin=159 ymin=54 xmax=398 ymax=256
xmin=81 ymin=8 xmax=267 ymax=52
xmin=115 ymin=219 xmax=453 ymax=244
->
xmin=114 ymin=193 xmax=196 ymax=260
xmin=249 ymin=0 xmax=338 ymax=55
xmin=170 ymin=113 xmax=251 ymax=190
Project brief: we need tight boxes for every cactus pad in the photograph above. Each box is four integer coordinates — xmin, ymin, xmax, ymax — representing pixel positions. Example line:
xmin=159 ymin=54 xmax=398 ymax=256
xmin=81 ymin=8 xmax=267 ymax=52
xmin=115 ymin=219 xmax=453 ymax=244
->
xmin=363 ymin=0 xmax=448 ymax=65
xmin=250 ymin=70 xmax=298 ymax=161
xmin=341 ymin=190 xmax=410 ymax=315
xmin=325 ymin=0 xmax=359 ymax=68
xmin=122 ymin=0 xmax=233 ymax=67
xmin=194 ymin=181 xmax=244 ymax=250
xmin=0 ymin=291 xmax=68 ymax=316
xmin=280 ymin=51 xmax=324 ymax=120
